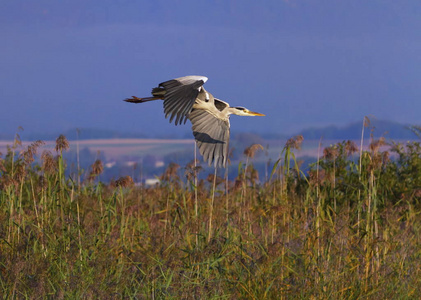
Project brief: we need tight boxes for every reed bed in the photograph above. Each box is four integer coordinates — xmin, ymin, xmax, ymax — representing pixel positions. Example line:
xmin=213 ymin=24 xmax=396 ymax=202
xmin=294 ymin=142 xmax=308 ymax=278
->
xmin=0 ymin=132 xmax=420 ymax=299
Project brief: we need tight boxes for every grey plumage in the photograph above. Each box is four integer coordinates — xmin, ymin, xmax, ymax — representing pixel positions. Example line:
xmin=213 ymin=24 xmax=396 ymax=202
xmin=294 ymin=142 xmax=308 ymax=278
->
xmin=190 ymin=108 xmax=230 ymax=168
xmin=159 ymin=77 xmax=206 ymax=125
xmin=124 ymin=75 xmax=265 ymax=168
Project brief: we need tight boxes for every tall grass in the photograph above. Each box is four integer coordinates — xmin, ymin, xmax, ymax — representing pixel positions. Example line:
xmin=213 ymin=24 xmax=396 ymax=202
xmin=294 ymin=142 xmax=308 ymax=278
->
xmin=0 ymin=133 xmax=420 ymax=298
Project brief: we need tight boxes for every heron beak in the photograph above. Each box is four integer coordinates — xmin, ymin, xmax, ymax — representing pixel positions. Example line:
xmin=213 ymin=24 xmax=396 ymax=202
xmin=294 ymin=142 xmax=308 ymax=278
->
xmin=248 ymin=111 xmax=265 ymax=116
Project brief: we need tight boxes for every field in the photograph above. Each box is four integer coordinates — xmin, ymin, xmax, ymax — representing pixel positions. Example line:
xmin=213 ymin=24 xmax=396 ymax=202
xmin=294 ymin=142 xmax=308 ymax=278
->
xmin=0 ymin=137 xmax=386 ymax=160
xmin=0 ymin=137 xmax=395 ymax=183
xmin=1 ymin=134 xmax=420 ymax=298
xmin=0 ymin=139 xmax=195 ymax=160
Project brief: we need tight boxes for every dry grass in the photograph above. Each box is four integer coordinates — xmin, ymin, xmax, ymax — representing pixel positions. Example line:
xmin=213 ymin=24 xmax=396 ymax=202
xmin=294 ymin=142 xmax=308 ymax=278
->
xmin=0 ymin=133 xmax=420 ymax=299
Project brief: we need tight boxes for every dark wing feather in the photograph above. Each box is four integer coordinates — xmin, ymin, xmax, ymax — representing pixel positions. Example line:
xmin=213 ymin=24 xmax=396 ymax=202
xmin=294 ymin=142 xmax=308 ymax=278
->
xmin=214 ymin=98 xmax=229 ymax=112
xmin=160 ymin=76 xmax=207 ymax=125
xmin=189 ymin=109 xmax=230 ymax=168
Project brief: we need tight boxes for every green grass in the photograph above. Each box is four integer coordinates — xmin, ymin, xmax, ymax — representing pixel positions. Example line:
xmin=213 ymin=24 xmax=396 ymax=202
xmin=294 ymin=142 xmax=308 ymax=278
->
xmin=0 ymin=133 xmax=420 ymax=299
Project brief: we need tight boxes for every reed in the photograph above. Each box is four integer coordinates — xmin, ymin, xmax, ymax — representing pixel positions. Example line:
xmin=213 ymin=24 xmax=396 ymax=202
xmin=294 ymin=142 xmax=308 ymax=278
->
xmin=0 ymin=133 xmax=420 ymax=298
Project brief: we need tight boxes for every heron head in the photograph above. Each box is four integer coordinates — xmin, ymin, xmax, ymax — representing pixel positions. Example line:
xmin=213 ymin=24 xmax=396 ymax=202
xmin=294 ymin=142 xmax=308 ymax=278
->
xmin=232 ymin=106 xmax=265 ymax=117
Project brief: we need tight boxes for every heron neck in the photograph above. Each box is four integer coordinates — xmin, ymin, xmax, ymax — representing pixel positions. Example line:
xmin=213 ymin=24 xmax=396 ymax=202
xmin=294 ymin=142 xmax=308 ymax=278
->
xmin=227 ymin=107 xmax=241 ymax=116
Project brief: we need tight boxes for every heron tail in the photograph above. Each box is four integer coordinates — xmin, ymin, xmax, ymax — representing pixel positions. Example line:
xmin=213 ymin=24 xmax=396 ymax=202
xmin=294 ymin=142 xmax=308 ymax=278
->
xmin=124 ymin=86 xmax=166 ymax=103
xmin=151 ymin=87 xmax=166 ymax=97
xmin=123 ymin=96 xmax=162 ymax=103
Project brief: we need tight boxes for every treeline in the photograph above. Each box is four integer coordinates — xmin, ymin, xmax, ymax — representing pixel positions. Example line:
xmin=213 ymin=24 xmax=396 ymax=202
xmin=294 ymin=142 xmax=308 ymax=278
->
xmin=1 ymin=119 xmax=419 ymax=141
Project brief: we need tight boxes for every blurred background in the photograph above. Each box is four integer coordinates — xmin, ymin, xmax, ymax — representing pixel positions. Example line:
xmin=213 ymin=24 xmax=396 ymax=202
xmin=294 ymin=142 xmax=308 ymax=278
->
xmin=1 ymin=0 xmax=420 ymax=181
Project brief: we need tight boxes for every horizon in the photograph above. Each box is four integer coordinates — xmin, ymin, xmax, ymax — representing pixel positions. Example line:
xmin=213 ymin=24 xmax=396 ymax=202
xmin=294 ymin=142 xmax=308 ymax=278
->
xmin=1 ymin=117 xmax=418 ymax=142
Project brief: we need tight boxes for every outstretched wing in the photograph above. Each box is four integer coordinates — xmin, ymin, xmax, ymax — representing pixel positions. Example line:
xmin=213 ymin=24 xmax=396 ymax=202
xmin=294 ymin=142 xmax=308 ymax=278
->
xmin=189 ymin=108 xmax=230 ymax=168
xmin=160 ymin=76 xmax=208 ymax=125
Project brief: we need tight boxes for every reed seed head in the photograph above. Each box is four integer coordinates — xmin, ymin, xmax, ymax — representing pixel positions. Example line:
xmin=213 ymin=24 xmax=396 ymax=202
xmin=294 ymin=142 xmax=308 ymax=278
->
xmin=0 ymin=175 xmax=18 ymax=190
xmin=55 ymin=135 xmax=69 ymax=153
xmin=248 ymin=166 xmax=259 ymax=184
xmin=89 ymin=159 xmax=104 ymax=179
xmin=345 ymin=140 xmax=358 ymax=156
xmin=369 ymin=137 xmax=387 ymax=153
xmin=41 ymin=150 xmax=57 ymax=174
xmin=161 ymin=162 xmax=180 ymax=181
xmin=285 ymin=135 xmax=304 ymax=150
xmin=15 ymin=163 xmax=27 ymax=182
xmin=244 ymin=144 xmax=264 ymax=159
xmin=185 ymin=159 xmax=203 ymax=181
xmin=363 ymin=116 xmax=371 ymax=127
xmin=115 ymin=175 xmax=134 ymax=188
xmin=206 ymin=173 xmax=224 ymax=186
xmin=13 ymin=131 xmax=22 ymax=149
xmin=323 ymin=145 xmax=339 ymax=160
xmin=21 ymin=140 xmax=45 ymax=165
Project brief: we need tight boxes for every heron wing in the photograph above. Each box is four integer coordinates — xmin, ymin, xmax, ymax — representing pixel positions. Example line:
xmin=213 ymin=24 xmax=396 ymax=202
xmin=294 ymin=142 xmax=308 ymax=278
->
xmin=160 ymin=76 xmax=208 ymax=125
xmin=213 ymin=98 xmax=229 ymax=112
xmin=189 ymin=109 xmax=230 ymax=168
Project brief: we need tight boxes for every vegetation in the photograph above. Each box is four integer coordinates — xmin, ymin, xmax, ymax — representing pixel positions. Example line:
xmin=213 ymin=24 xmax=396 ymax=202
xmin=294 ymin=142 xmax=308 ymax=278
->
xmin=298 ymin=119 xmax=417 ymax=140
xmin=1 ymin=130 xmax=420 ymax=298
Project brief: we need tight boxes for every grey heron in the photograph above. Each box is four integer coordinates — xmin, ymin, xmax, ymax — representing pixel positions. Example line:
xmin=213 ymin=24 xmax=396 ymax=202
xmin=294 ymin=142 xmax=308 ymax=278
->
xmin=124 ymin=75 xmax=265 ymax=168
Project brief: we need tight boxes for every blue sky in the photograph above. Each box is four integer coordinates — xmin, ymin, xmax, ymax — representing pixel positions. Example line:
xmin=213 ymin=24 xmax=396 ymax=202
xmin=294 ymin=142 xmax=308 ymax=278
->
xmin=1 ymin=1 xmax=420 ymax=138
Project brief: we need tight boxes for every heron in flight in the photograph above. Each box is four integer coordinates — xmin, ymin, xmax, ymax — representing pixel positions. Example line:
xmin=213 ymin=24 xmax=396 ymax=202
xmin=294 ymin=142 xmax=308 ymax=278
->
xmin=124 ymin=75 xmax=265 ymax=168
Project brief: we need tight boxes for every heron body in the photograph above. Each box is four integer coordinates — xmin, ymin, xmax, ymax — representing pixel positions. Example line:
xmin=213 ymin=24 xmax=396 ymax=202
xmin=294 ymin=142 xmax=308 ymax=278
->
xmin=124 ymin=76 xmax=265 ymax=168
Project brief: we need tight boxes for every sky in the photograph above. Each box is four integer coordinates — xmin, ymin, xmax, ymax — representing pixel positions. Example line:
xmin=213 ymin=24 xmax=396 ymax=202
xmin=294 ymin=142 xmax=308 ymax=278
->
xmin=1 ymin=0 xmax=420 ymax=139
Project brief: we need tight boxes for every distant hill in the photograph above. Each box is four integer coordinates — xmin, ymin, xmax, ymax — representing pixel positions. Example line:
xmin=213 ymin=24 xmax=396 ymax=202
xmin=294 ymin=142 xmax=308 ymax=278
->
xmin=53 ymin=128 xmax=149 ymax=140
xmin=1 ymin=120 xmax=419 ymax=141
xmin=298 ymin=119 xmax=419 ymax=140
xmin=0 ymin=128 xmax=150 ymax=141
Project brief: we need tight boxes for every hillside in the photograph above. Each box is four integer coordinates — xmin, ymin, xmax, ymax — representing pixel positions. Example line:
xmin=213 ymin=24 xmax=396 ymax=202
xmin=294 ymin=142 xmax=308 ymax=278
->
xmin=1 ymin=119 xmax=419 ymax=141
xmin=298 ymin=119 xmax=418 ymax=140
